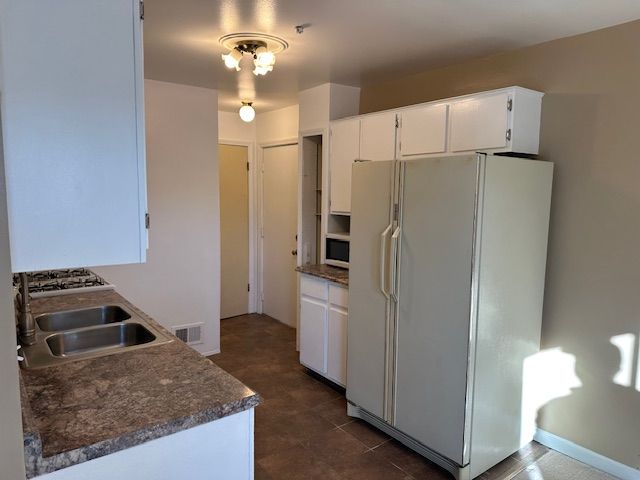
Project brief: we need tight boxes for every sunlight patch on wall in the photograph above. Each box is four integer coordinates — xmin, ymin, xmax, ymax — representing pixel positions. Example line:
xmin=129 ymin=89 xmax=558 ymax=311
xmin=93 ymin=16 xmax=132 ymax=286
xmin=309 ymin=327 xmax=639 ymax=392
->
xmin=610 ymin=333 xmax=640 ymax=392
xmin=521 ymin=348 xmax=582 ymax=445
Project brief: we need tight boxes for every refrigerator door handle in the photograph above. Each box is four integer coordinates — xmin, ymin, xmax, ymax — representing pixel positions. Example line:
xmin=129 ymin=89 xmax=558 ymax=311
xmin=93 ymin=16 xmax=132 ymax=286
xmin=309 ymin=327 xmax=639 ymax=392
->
xmin=390 ymin=226 xmax=401 ymax=302
xmin=380 ymin=224 xmax=392 ymax=299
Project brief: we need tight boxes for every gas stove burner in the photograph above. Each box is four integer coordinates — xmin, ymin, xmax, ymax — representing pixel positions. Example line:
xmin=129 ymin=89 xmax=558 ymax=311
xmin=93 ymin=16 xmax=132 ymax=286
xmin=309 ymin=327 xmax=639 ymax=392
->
xmin=32 ymin=280 xmax=64 ymax=292
xmin=12 ymin=268 xmax=114 ymax=297
xmin=51 ymin=268 xmax=91 ymax=279
xmin=29 ymin=271 xmax=52 ymax=282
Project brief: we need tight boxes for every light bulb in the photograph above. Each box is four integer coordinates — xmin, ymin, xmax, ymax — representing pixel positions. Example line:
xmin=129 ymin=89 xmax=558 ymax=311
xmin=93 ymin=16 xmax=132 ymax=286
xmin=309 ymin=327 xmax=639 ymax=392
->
xmin=254 ymin=47 xmax=276 ymax=68
xmin=253 ymin=65 xmax=273 ymax=76
xmin=239 ymin=103 xmax=255 ymax=123
xmin=221 ymin=48 xmax=242 ymax=71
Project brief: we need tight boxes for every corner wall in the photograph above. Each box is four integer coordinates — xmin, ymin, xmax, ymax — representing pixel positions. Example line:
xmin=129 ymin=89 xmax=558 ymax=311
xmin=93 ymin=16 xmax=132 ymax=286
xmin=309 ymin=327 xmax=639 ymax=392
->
xmin=0 ymin=113 xmax=26 ymax=479
xmin=360 ymin=20 xmax=640 ymax=469
xmin=95 ymin=80 xmax=221 ymax=355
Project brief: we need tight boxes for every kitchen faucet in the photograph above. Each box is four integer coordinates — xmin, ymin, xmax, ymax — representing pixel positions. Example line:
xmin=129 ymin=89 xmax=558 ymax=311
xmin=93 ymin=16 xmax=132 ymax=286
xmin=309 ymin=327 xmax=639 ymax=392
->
xmin=17 ymin=272 xmax=36 ymax=346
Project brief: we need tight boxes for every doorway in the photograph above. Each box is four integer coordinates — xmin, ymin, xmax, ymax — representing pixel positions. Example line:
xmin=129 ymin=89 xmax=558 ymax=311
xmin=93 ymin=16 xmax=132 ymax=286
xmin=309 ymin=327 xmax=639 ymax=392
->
xmin=219 ymin=144 xmax=250 ymax=319
xmin=261 ymin=143 xmax=299 ymax=327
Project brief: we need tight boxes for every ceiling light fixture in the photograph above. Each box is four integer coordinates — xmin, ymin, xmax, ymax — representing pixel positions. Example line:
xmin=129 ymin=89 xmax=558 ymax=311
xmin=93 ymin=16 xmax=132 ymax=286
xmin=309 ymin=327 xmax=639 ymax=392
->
xmin=221 ymin=48 xmax=242 ymax=71
xmin=239 ymin=102 xmax=255 ymax=123
xmin=219 ymin=33 xmax=288 ymax=77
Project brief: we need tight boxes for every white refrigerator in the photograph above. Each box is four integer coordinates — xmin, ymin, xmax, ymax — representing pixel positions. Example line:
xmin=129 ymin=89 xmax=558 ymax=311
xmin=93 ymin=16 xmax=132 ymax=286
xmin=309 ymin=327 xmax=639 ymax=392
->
xmin=346 ymin=153 xmax=553 ymax=479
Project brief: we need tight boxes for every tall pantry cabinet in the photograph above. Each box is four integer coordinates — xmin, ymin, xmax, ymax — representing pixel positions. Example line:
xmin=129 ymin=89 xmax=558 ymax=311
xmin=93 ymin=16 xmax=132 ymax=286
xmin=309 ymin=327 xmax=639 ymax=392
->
xmin=0 ymin=0 xmax=147 ymax=272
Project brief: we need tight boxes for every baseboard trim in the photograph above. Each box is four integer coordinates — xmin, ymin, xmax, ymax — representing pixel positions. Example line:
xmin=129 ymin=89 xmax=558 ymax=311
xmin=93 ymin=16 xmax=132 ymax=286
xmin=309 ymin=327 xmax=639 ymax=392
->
xmin=534 ymin=429 xmax=638 ymax=480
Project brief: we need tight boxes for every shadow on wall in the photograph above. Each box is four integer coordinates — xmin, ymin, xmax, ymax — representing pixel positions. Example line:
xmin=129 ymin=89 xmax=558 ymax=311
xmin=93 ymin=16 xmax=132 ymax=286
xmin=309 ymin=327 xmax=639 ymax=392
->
xmin=520 ymin=92 xmax=640 ymax=469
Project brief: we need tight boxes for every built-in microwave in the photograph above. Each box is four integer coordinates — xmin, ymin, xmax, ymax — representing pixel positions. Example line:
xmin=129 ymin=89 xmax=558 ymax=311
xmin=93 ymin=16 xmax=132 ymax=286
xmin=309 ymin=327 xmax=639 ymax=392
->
xmin=325 ymin=235 xmax=349 ymax=268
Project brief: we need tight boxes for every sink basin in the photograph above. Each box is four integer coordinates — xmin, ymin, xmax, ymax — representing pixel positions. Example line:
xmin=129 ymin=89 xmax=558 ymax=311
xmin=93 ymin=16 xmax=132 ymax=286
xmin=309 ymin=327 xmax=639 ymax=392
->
xmin=47 ymin=323 xmax=156 ymax=357
xmin=36 ymin=305 xmax=131 ymax=331
xmin=20 ymin=302 xmax=173 ymax=369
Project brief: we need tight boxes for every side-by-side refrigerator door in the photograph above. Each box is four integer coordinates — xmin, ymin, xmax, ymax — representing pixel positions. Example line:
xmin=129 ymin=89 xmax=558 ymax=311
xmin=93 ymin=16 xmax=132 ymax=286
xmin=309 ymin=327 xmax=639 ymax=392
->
xmin=393 ymin=155 xmax=479 ymax=466
xmin=347 ymin=160 xmax=394 ymax=420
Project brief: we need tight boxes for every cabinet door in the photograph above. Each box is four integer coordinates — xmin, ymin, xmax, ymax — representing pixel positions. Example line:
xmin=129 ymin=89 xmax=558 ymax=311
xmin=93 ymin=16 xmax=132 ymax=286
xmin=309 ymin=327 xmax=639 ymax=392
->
xmin=360 ymin=112 xmax=397 ymax=161
xmin=399 ymin=104 xmax=448 ymax=157
xmin=299 ymin=296 xmax=328 ymax=374
xmin=449 ymin=92 xmax=510 ymax=152
xmin=327 ymin=306 xmax=348 ymax=386
xmin=329 ymin=118 xmax=360 ymax=214
xmin=0 ymin=0 xmax=147 ymax=272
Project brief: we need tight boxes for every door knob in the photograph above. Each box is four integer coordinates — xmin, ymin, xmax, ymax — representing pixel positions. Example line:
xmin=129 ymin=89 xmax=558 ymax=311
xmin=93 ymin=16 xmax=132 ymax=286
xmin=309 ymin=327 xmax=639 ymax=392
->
xmin=291 ymin=249 xmax=298 ymax=256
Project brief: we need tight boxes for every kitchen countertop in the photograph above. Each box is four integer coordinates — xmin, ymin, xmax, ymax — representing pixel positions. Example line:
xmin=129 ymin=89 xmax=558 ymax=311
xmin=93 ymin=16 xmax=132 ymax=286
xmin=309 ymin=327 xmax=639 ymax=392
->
xmin=296 ymin=264 xmax=349 ymax=286
xmin=19 ymin=290 xmax=260 ymax=478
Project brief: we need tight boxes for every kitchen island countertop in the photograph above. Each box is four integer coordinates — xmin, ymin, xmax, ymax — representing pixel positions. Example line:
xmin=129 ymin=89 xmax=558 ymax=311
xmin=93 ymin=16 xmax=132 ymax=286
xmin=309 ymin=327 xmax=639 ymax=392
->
xmin=19 ymin=290 xmax=260 ymax=478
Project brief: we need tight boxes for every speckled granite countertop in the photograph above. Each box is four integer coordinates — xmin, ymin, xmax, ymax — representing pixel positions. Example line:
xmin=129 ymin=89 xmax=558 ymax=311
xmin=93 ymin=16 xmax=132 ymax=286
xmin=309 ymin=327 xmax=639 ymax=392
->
xmin=296 ymin=264 xmax=349 ymax=286
xmin=19 ymin=290 xmax=260 ymax=478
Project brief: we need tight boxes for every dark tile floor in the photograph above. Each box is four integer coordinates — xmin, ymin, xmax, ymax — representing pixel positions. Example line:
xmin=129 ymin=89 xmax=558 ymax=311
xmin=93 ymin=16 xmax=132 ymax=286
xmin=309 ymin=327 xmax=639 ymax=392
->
xmin=209 ymin=314 xmax=613 ymax=480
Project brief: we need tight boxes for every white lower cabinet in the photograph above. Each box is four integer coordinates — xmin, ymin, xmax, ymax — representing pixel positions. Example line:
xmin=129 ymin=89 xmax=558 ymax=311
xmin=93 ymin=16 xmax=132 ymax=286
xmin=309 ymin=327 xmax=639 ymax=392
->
xmin=327 ymin=307 xmax=348 ymax=385
xmin=299 ymin=297 xmax=328 ymax=373
xmin=299 ymin=274 xmax=348 ymax=386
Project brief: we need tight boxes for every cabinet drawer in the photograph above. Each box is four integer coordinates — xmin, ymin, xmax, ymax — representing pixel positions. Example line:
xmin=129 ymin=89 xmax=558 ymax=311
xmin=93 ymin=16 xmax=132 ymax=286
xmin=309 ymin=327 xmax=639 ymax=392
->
xmin=329 ymin=284 xmax=349 ymax=308
xmin=300 ymin=275 xmax=328 ymax=300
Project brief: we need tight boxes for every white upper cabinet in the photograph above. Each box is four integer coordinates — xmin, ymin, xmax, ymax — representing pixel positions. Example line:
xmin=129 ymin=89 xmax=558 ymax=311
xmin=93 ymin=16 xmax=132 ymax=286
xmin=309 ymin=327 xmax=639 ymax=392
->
xmin=449 ymin=92 xmax=510 ymax=152
xmin=399 ymin=103 xmax=448 ymax=157
xmin=359 ymin=111 xmax=397 ymax=161
xmin=449 ymin=87 xmax=543 ymax=154
xmin=329 ymin=118 xmax=360 ymax=214
xmin=327 ymin=86 xmax=542 ymax=217
xmin=0 ymin=0 xmax=147 ymax=272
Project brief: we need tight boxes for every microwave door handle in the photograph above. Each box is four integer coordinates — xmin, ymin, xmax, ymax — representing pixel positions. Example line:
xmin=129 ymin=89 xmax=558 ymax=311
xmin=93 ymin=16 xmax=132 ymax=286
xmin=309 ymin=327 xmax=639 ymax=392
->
xmin=380 ymin=224 xmax=392 ymax=299
xmin=390 ymin=226 xmax=401 ymax=302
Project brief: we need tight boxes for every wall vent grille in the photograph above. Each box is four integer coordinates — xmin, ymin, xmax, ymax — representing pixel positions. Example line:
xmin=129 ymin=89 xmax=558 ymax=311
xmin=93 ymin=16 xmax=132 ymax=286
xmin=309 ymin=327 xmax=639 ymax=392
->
xmin=172 ymin=323 xmax=204 ymax=346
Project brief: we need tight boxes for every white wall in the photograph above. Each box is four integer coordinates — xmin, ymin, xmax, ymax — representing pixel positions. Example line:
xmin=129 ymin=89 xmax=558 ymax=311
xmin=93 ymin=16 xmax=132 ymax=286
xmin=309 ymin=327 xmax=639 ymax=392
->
xmin=218 ymin=111 xmax=255 ymax=143
xmin=256 ymin=104 xmax=299 ymax=144
xmin=95 ymin=80 xmax=221 ymax=355
xmin=0 ymin=114 xmax=26 ymax=479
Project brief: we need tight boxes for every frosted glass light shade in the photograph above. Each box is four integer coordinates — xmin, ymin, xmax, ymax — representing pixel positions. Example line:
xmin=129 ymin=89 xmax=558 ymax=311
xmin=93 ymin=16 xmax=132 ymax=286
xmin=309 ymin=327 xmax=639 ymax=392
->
xmin=222 ymin=49 xmax=242 ymax=71
xmin=239 ymin=104 xmax=255 ymax=122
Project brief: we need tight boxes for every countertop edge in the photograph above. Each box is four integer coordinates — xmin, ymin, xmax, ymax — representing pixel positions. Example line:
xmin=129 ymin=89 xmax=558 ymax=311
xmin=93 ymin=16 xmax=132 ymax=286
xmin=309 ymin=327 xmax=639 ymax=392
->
xmin=296 ymin=264 xmax=349 ymax=286
xmin=28 ymin=395 xmax=261 ymax=478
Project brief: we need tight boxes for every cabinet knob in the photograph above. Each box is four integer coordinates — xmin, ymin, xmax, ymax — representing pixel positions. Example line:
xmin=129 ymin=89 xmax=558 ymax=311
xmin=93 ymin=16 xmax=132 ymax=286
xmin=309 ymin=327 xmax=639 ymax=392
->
xmin=291 ymin=249 xmax=298 ymax=256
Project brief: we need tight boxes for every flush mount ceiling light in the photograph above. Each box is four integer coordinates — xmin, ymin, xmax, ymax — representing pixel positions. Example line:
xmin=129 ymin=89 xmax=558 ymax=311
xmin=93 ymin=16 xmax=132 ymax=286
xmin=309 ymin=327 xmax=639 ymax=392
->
xmin=219 ymin=33 xmax=288 ymax=76
xmin=239 ymin=102 xmax=255 ymax=123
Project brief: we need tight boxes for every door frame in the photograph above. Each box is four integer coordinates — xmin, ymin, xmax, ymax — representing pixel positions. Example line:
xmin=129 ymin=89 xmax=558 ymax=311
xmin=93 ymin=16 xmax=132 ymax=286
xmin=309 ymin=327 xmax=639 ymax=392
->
xmin=257 ymin=138 xmax=299 ymax=315
xmin=218 ymin=140 xmax=258 ymax=314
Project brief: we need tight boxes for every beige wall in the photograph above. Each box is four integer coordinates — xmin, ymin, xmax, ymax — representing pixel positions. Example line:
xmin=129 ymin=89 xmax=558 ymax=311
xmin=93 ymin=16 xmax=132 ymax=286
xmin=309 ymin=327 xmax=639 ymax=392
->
xmin=256 ymin=105 xmax=299 ymax=144
xmin=95 ymin=80 xmax=221 ymax=355
xmin=360 ymin=20 xmax=640 ymax=468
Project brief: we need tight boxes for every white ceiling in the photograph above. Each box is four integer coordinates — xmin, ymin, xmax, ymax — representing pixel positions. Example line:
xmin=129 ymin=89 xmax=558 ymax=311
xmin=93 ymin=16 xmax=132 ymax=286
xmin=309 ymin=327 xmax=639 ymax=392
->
xmin=144 ymin=0 xmax=640 ymax=113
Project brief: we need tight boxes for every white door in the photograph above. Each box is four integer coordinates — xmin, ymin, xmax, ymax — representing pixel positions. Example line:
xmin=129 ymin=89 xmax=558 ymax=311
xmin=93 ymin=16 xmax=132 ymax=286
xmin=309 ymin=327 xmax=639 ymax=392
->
xmin=399 ymin=104 xmax=448 ymax=157
xmin=329 ymin=118 xmax=360 ymax=214
xmin=262 ymin=144 xmax=299 ymax=326
xmin=449 ymin=92 xmax=510 ymax=152
xmin=219 ymin=144 xmax=249 ymax=319
xmin=299 ymin=296 xmax=328 ymax=373
xmin=360 ymin=111 xmax=397 ymax=161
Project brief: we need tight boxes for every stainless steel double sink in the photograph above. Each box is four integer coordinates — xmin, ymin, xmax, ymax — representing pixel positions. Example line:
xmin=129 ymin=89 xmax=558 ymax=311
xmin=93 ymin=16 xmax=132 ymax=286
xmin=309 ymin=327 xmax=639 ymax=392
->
xmin=20 ymin=304 xmax=173 ymax=369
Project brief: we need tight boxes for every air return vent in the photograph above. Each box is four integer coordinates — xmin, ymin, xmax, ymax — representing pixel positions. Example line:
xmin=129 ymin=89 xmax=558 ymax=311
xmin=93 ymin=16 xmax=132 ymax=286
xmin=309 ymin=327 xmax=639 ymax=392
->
xmin=172 ymin=323 xmax=203 ymax=345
